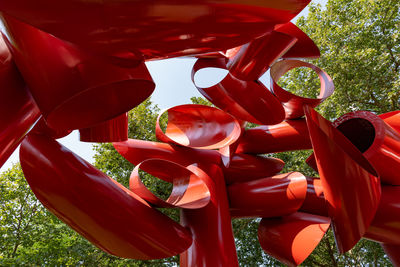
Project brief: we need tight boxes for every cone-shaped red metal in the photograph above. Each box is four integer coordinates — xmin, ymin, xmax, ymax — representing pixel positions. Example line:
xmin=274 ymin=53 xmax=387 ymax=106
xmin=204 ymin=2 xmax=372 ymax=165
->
xmin=0 ymin=34 xmax=40 ymax=167
xmin=381 ymin=243 xmax=400 ymax=267
xmin=1 ymin=14 xmax=155 ymax=132
xmin=332 ymin=111 xmax=400 ymax=185
xmin=0 ymin=0 xmax=310 ymax=60
xmin=365 ymin=186 xmax=400 ymax=244
xmin=180 ymin=164 xmax=238 ymax=267
xmin=222 ymin=153 xmax=285 ymax=184
xmin=270 ymin=60 xmax=334 ymax=119
xmin=258 ymin=212 xmax=330 ymax=267
xmin=299 ymin=177 xmax=328 ymax=217
xmin=113 ymin=139 xmax=222 ymax=167
xmin=226 ymin=31 xmax=297 ymax=81
xmin=130 ymin=159 xmax=210 ymax=209
xmin=379 ymin=110 xmax=400 ymax=133
xmin=31 ymin=118 xmax=71 ymax=139
xmin=236 ymin=119 xmax=311 ymax=154
xmin=79 ymin=113 xmax=128 ymax=143
xmin=275 ymin=22 xmax=321 ymax=59
xmin=20 ymin=134 xmax=193 ymax=259
xmin=156 ymin=104 xmax=241 ymax=150
xmin=228 ymin=172 xmax=307 ymax=218
xmin=192 ymin=58 xmax=285 ymax=125
xmin=305 ymin=106 xmax=381 ymax=253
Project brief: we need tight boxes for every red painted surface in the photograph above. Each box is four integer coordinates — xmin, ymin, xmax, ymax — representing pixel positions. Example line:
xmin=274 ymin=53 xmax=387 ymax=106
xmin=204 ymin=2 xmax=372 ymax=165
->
xmin=381 ymin=243 xmax=400 ymax=267
xmin=20 ymin=134 xmax=193 ymax=259
xmin=258 ymin=212 xmax=330 ymax=267
xmin=228 ymin=172 xmax=307 ymax=218
xmin=305 ymin=106 xmax=381 ymax=253
xmin=79 ymin=113 xmax=128 ymax=143
xmin=299 ymin=177 xmax=328 ymax=217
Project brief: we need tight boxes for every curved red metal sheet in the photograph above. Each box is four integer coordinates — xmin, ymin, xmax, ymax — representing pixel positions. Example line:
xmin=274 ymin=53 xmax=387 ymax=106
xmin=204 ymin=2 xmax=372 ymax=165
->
xmin=381 ymin=243 xmax=400 ymax=267
xmin=333 ymin=111 xmax=400 ymax=185
xmin=31 ymin=118 xmax=71 ymax=139
xmin=258 ymin=212 xmax=330 ymax=267
xmin=79 ymin=113 xmax=128 ymax=143
xmin=1 ymin=14 xmax=155 ymax=131
xmin=228 ymin=172 xmax=307 ymax=218
xmin=156 ymin=104 xmax=241 ymax=150
xmin=113 ymin=139 xmax=222 ymax=167
xmin=236 ymin=119 xmax=311 ymax=154
xmin=0 ymin=0 xmax=310 ymax=60
xmin=0 ymin=34 xmax=40 ymax=167
xmin=270 ymin=59 xmax=334 ymax=119
xmin=365 ymin=186 xmax=400 ymax=244
xmin=192 ymin=58 xmax=285 ymax=125
xmin=379 ymin=110 xmax=400 ymax=133
xmin=180 ymin=164 xmax=238 ymax=267
xmin=130 ymin=159 xmax=210 ymax=209
xmin=20 ymin=134 xmax=193 ymax=260
xmin=305 ymin=106 xmax=381 ymax=253
xmin=275 ymin=22 xmax=321 ymax=59
xmin=299 ymin=177 xmax=328 ymax=217
xmin=222 ymin=153 xmax=285 ymax=184
xmin=226 ymin=31 xmax=297 ymax=81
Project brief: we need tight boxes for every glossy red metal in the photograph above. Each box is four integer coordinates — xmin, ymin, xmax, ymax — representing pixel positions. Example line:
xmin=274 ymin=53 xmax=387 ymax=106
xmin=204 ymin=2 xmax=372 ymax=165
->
xmin=305 ymin=106 xmax=381 ymax=253
xmin=0 ymin=0 xmax=310 ymax=60
xmin=275 ymin=22 xmax=321 ymax=59
xmin=180 ymin=164 xmax=238 ymax=267
xmin=365 ymin=186 xmax=400 ymax=244
xmin=156 ymin=104 xmax=241 ymax=150
xmin=228 ymin=172 xmax=307 ymax=218
xmin=222 ymin=153 xmax=285 ymax=184
xmin=31 ymin=118 xmax=72 ymax=139
xmin=258 ymin=212 xmax=330 ymax=267
xmin=270 ymin=59 xmax=334 ymax=119
xmin=20 ymin=134 xmax=192 ymax=259
xmin=226 ymin=31 xmax=297 ymax=81
xmin=1 ymin=14 xmax=155 ymax=131
xmin=79 ymin=113 xmax=128 ymax=143
xmin=236 ymin=119 xmax=311 ymax=154
xmin=379 ymin=110 xmax=400 ymax=133
xmin=130 ymin=159 xmax=210 ymax=209
xmin=299 ymin=177 xmax=328 ymax=217
xmin=113 ymin=139 xmax=222 ymax=167
xmin=381 ymin=243 xmax=400 ymax=267
xmin=192 ymin=58 xmax=285 ymax=125
xmin=0 ymin=34 xmax=40 ymax=167
xmin=332 ymin=111 xmax=400 ymax=185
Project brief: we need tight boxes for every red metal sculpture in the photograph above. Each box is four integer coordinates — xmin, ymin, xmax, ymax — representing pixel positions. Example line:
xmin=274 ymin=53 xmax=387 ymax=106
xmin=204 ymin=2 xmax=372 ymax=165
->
xmin=0 ymin=1 xmax=399 ymax=266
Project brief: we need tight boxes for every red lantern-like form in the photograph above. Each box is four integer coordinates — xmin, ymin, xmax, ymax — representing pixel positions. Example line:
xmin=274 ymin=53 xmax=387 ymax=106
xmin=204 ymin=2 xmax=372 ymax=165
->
xmin=0 ymin=1 xmax=399 ymax=266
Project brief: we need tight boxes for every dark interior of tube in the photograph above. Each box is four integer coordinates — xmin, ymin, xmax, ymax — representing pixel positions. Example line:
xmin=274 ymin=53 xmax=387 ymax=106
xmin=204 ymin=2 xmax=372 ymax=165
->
xmin=336 ymin=118 xmax=375 ymax=153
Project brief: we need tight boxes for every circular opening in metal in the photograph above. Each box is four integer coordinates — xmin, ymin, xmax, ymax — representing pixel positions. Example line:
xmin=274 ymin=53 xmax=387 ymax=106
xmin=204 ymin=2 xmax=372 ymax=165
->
xmin=336 ymin=118 xmax=375 ymax=153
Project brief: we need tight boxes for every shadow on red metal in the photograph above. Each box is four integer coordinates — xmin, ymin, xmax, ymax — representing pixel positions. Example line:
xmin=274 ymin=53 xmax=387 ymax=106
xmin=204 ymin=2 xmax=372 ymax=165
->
xmin=258 ymin=212 xmax=330 ymax=266
xmin=299 ymin=177 xmax=328 ymax=217
xmin=79 ymin=113 xmax=128 ymax=143
xmin=381 ymin=243 xmax=400 ymax=267
xmin=305 ymin=106 xmax=380 ymax=253
xmin=228 ymin=172 xmax=307 ymax=218
xmin=20 ymin=134 xmax=193 ymax=259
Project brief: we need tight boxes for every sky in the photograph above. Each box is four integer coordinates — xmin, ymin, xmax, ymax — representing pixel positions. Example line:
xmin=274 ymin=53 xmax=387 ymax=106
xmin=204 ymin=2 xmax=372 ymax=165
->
xmin=0 ymin=0 xmax=328 ymax=172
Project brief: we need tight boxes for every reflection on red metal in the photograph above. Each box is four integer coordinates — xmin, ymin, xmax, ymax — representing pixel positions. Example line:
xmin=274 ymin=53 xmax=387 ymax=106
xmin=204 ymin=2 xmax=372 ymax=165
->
xmin=130 ymin=159 xmax=210 ymax=209
xmin=228 ymin=172 xmax=307 ymax=218
xmin=270 ymin=59 xmax=334 ymax=119
xmin=20 ymin=134 xmax=193 ymax=259
xmin=305 ymin=106 xmax=381 ymax=253
xmin=222 ymin=153 xmax=285 ymax=184
xmin=381 ymin=243 xmax=400 ymax=267
xmin=332 ymin=111 xmax=400 ymax=185
xmin=192 ymin=58 xmax=285 ymax=125
xmin=1 ymin=14 xmax=155 ymax=131
xmin=0 ymin=34 xmax=40 ymax=167
xmin=79 ymin=113 xmax=128 ymax=143
xmin=236 ymin=119 xmax=311 ymax=154
xmin=258 ymin=212 xmax=330 ymax=266
xmin=0 ymin=0 xmax=310 ymax=60
xmin=0 ymin=0 xmax=397 ymax=265
xmin=180 ymin=164 xmax=238 ymax=267
xmin=156 ymin=104 xmax=241 ymax=150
